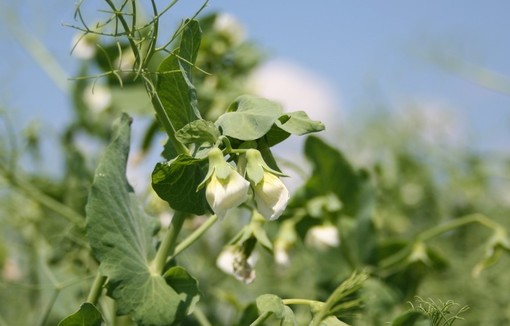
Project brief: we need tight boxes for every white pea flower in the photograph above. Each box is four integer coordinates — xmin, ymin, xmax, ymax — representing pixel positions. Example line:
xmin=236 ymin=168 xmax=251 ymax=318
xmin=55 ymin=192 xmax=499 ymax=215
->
xmin=245 ymin=149 xmax=289 ymax=221
xmin=71 ymin=33 xmax=97 ymax=60
xmin=306 ymin=225 xmax=340 ymax=250
xmin=199 ymin=148 xmax=250 ymax=219
xmin=216 ymin=246 xmax=257 ymax=284
xmin=83 ymin=84 xmax=112 ymax=113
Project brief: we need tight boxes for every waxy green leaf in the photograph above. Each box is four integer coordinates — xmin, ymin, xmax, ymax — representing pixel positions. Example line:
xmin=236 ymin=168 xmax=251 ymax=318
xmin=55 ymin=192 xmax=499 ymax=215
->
xmin=86 ymin=114 xmax=189 ymax=326
xmin=152 ymin=155 xmax=209 ymax=215
xmin=216 ymin=95 xmax=283 ymax=140
xmin=58 ymin=303 xmax=103 ymax=326
xmin=157 ymin=20 xmax=202 ymax=133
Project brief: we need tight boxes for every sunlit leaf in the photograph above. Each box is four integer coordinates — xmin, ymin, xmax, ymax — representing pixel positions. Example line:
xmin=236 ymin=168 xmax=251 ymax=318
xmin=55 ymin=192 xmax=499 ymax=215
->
xmin=216 ymin=95 xmax=283 ymax=140
xmin=86 ymin=114 xmax=187 ymax=325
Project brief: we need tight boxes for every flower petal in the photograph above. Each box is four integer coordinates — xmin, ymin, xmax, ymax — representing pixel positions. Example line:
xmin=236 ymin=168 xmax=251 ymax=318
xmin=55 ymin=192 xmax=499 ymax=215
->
xmin=254 ymin=172 xmax=289 ymax=220
xmin=206 ymin=170 xmax=250 ymax=218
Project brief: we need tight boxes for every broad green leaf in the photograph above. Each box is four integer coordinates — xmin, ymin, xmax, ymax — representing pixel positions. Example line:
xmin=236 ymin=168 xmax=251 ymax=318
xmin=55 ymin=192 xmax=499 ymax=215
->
xmin=86 ymin=114 xmax=186 ymax=326
xmin=391 ymin=311 xmax=430 ymax=326
xmin=163 ymin=266 xmax=201 ymax=318
xmin=58 ymin=303 xmax=103 ymax=326
xmin=152 ymin=155 xmax=209 ymax=215
xmin=216 ymin=95 xmax=283 ymax=140
xmin=157 ymin=20 xmax=202 ymax=133
xmin=256 ymin=294 xmax=285 ymax=319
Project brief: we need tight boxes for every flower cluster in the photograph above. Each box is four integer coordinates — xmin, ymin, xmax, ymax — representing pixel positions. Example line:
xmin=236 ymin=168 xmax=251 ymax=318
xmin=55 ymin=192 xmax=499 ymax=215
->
xmin=200 ymin=148 xmax=289 ymax=220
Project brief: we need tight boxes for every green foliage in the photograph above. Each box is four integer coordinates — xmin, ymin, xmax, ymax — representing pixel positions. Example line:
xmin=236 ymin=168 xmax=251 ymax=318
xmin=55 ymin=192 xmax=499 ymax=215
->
xmin=1 ymin=1 xmax=510 ymax=325
xmin=156 ymin=19 xmax=202 ymax=135
xmin=152 ymin=155 xmax=209 ymax=215
xmin=85 ymin=114 xmax=194 ymax=325
xmin=57 ymin=303 xmax=103 ymax=326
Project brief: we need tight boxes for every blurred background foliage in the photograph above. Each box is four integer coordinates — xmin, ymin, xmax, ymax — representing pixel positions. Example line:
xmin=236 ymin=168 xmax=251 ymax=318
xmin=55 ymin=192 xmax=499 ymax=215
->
xmin=1 ymin=5 xmax=510 ymax=326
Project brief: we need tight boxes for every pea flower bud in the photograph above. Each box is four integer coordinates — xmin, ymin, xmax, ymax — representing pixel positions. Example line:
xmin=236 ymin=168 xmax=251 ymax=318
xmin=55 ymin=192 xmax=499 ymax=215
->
xmin=199 ymin=148 xmax=250 ymax=219
xmin=306 ymin=225 xmax=340 ymax=250
xmin=245 ymin=149 xmax=289 ymax=221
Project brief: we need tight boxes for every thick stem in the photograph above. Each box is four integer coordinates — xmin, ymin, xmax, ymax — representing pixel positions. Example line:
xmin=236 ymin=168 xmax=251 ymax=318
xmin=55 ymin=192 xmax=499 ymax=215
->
xmin=87 ymin=273 xmax=107 ymax=305
xmin=152 ymin=211 xmax=187 ymax=274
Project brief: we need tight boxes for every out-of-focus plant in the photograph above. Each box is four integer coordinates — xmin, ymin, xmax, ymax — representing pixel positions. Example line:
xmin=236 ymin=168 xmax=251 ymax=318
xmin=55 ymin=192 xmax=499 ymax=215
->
xmin=1 ymin=1 xmax=510 ymax=325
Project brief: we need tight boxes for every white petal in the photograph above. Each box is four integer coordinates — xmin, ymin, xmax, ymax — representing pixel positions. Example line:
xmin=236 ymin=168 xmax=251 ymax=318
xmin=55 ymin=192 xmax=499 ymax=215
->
xmin=206 ymin=169 xmax=250 ymax=218
xmin=254 ymin=173 xmax=289 ymax=221
xmin=306 ymin=225 xmax=340 ymax=250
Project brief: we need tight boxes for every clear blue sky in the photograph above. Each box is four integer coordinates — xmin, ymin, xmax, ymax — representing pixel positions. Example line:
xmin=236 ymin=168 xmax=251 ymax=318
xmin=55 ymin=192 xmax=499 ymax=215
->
xmin=1 ymin=0 xmax=509 ymax=159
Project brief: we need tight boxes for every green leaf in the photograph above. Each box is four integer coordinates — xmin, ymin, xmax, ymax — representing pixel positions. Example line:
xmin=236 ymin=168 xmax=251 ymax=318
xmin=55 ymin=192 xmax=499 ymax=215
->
xmin=164 ymin=266 xmax=201 ymax=318
xmin=277 ymin=111 xmax=324 ymax=135
xmin=216 ymin=95 xmax=283 ymax=140
xmin=157 ymin=20 xmax=202 ymax=133
xmin=391 ymin=311 xmax=430 ymax=326
xmin=58 ymin=303 xmax=103 ymax=326
xmin=152 ymin=155 xmax=209 ymax=215
xmin=280 ymin=306 xmax=297 ymax=326
xmin=175 ymin=120 xmax=220 ymax=158
xmin=256 ymin=294 xmax=286 ymax=319
xmin=297 ymin=136 xmax=376 ymax=265
xmin=85 ymin=114 xmax=186 ymax=326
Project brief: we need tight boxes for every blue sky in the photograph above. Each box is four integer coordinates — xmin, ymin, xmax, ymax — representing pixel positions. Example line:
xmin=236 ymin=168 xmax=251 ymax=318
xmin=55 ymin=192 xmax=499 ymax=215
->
xmin=1 ymin=0 xmax=509 ymax=159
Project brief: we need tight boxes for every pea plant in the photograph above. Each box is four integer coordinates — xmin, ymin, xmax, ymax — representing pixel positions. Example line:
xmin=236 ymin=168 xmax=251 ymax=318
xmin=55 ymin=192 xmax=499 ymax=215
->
xmin=1 ymin=1 xmax=510 ymax=325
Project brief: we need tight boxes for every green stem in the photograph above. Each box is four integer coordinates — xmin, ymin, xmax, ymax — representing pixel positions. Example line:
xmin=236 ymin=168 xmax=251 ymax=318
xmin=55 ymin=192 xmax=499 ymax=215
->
xmin=152 ymin=211 xmax=187 ymax=274
xmin=170 ymin=214 xmax=219 ymax=260
xmin=249 ymin=311 xmax=271 ymax=326
xmin=417 ymin=213 xmax=499 ymax=242
xmin=0 ymin=164 xmax=85 ymax=227
xmin=86 ymin=273 xmax=107 ymax=305
xmin=282 ymin=299 xmax=322 ymax=306
xmin=381 ymin=213 xmax=501 ymax=270
xmin=193 ymin=307 xmax=213 ymax=326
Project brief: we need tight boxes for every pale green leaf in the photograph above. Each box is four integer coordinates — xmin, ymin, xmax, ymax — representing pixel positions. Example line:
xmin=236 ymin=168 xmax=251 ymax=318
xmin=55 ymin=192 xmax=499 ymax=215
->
xmin=256 ymin=294 xmax=285 ymax=319
xmin=276 ymin=111 xmax=325 ymax=135
xmin=216 ymin=95 xmax=283 ymax=140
